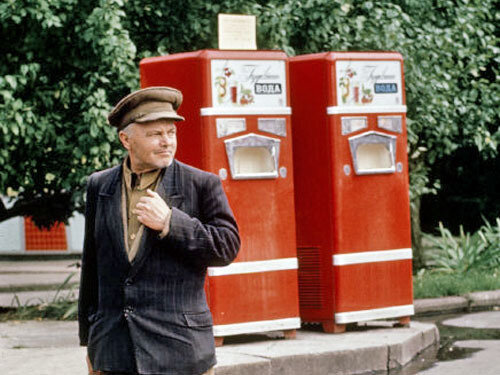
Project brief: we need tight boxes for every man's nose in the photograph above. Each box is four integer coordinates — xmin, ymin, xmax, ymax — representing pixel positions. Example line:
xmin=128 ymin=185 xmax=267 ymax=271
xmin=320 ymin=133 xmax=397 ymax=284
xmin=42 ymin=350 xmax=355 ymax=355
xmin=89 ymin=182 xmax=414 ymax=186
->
xmin=160 ymin=133 xmax=174 ymax=145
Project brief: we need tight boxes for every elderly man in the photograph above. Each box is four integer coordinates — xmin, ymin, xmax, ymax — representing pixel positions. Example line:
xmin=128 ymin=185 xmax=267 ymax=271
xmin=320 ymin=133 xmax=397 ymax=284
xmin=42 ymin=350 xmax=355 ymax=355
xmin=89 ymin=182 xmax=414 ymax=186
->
xmin=78 ymin=87 xmax=240 ymax=375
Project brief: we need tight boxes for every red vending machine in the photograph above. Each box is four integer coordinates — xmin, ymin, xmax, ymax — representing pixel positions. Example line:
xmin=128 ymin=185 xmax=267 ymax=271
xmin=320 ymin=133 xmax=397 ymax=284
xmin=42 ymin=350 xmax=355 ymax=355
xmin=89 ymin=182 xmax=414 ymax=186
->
xmin=289 ymin=52 xmax=413 ymax=333
xmin=140 ymin=50 xmax=300 ymax=344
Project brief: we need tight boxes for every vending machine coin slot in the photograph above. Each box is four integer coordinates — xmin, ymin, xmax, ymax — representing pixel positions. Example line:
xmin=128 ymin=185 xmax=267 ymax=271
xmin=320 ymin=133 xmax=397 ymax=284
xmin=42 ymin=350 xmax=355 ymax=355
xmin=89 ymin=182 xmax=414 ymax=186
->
xmin=216 ymin=118 xmax=247 ymax=138
xmin=341 ymin=116 xmax=368 ymax=135
xmin=377 ymin=116 xmax=402 ymax=133
xmin=258 ymin=118 xmax=287 ymax=137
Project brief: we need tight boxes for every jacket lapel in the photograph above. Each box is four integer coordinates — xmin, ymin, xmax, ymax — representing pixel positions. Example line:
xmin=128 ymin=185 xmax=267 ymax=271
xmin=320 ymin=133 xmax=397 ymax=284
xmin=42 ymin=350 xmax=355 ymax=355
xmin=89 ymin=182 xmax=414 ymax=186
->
xmin=157 ymin=160 xmax=184 ymax=209
xmin=99 ymin=166 xmax=130 ymax=267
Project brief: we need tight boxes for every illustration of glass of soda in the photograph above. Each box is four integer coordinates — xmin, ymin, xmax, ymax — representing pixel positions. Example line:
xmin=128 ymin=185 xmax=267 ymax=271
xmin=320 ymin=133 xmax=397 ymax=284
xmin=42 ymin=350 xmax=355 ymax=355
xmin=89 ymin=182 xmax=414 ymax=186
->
xmin=353 ymin=83 xmax=360 ymax=103
xmin=230 ymin=82 xmax=238 ymax=104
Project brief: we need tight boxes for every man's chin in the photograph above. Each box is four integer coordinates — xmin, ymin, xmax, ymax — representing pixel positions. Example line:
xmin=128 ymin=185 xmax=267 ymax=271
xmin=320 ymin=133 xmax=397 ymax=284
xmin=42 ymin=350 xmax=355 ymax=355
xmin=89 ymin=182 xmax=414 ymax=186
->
xmin=157 ymin=157 xmax=174 ymax=169
xmin=139 ymin=156 xmax=174 ymax=172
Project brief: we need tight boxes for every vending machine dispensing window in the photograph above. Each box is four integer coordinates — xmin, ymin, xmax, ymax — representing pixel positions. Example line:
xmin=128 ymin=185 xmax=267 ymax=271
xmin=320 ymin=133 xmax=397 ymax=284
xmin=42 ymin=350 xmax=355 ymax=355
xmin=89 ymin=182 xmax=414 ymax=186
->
xmin=225 ymin=133 xmax=280 ymax=179
xmin=348 ymin=131 xmax=396 ymax=175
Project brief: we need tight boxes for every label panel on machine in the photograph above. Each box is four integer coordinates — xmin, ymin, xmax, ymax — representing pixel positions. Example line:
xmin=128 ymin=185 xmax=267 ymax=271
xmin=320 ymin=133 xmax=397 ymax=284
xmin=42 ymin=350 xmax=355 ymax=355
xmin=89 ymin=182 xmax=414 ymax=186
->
xmin=211 ymin=59 xmax=287 ymax=107
xmin=336 ymin=60 xmax=402 ymax=107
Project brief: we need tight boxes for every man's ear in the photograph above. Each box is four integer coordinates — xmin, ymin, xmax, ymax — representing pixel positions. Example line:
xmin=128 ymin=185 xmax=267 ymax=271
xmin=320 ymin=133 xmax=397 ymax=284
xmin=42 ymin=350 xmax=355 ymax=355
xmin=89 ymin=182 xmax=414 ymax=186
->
xmin=118 ymin=130 xmax=130 ymax=150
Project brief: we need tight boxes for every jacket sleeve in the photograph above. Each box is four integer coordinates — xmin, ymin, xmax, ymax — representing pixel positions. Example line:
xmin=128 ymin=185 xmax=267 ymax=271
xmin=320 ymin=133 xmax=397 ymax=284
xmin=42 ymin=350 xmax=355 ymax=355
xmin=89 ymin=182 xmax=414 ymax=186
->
xmin=78 ymin=174 xmax=99 ymax=346
xmin=165 ymin=173 xmax=240 ymax=268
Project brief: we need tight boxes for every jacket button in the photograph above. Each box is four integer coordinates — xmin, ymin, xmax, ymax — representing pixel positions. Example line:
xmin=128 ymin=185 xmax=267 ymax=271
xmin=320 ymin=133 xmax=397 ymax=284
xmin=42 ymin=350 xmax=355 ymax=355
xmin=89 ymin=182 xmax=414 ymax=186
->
xmin=124 ymin=306 xmax=133 ymax=315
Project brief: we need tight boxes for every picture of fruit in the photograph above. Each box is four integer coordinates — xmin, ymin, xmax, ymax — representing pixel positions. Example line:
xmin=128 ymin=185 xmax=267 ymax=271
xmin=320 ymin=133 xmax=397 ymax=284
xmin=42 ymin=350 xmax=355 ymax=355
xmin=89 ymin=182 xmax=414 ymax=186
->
xmin=215 ymin=76 xmax=227 ymax=103
xmin=239 ymin=88 xmax=254 ymax=105
xmin=339 ymin=77 xmax=350 ymax=103
xmin=339 ymin=68 xmax=357 ymax=103
xmin=361 ymin=86 xmax=373 ymax=104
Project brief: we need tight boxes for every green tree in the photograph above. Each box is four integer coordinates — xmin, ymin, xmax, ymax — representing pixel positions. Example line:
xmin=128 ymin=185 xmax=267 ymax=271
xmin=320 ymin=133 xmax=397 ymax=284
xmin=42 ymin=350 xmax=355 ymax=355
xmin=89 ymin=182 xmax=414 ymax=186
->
xmin=0 ymin=0 xmax=498 ymax=269
xmin=0 ymin=0 xmax=137 ymax=227
xmin=111 ymin=0 xmax=500 ymax=269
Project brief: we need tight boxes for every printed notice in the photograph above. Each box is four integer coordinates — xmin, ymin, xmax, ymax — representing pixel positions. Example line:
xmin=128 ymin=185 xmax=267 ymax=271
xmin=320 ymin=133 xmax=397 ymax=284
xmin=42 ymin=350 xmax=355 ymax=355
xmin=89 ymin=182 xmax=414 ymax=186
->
xmin=218 ymin=14 xmax=257 ymax=50
xmin=335 ymin=60 xmax=403 ymax=107
xmin=211 ymin=59 xmax=287 ymax=107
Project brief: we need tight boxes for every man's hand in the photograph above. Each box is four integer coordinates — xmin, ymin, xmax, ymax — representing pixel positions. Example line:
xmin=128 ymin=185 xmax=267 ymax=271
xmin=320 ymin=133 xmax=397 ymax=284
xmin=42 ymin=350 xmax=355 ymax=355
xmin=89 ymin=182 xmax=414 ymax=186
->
xmin=133 ymin=189 xmax=171 ymax=231
xmin=86 ymin=355 xmax=93 ymax=373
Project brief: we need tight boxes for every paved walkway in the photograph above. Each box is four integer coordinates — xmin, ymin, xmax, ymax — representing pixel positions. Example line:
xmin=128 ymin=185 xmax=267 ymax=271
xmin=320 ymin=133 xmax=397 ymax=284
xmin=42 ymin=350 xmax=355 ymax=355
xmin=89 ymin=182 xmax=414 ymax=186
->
xmin=0 ymin=320 xmax=438 ymax=375
xmin=1 ymin=259 xmax=500 ymax=374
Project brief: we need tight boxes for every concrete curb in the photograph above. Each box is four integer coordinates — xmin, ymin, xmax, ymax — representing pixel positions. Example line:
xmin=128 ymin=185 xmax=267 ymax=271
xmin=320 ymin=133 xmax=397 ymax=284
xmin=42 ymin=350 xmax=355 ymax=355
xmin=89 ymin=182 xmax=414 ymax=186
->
xmin=467 ymin=290 xmax=500 ymax=309
xmin=414 ymin=289 xmax=500 ymax=315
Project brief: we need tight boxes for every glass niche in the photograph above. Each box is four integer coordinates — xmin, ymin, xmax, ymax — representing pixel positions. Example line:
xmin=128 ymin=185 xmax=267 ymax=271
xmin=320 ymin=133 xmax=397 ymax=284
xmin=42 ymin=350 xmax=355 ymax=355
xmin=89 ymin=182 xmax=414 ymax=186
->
xmin=224 ymin=133 xmax=280 ymax=179
xmin=348 ymin=131 xmax=397 ymax=175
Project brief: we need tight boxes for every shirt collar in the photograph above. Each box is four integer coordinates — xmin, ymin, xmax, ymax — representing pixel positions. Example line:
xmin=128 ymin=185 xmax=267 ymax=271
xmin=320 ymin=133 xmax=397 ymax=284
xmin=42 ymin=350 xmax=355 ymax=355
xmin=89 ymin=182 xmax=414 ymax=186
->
xmin=122 ymin=157 xmax=162 ymax=191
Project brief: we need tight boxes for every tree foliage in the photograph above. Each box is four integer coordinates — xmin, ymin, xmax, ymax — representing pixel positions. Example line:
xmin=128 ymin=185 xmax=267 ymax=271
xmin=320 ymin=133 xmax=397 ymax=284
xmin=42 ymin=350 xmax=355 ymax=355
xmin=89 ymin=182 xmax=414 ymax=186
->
xmin=0 ymin=0 xmax=137 ymax=227
xmin=0 ymin=0 xmax=498 ymax=230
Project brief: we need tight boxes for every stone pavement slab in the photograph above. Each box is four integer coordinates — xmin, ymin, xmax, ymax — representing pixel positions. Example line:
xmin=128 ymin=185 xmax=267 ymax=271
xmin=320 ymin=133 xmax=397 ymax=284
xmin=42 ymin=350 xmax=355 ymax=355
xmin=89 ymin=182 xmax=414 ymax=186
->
xmin=417 ymin=340 xmax=500 ymax=375
xmin=441 ymin=310 xmax=500 ymax=329
xmin=0 ymin=272 xmax=79 ymax=290
xmin=0 ymin=320 xmax=439 ymax=375
xmin=0 ymin=346 xmax=88 ymax=375
xmin=0 ymin=260 xmax=79 ymax=273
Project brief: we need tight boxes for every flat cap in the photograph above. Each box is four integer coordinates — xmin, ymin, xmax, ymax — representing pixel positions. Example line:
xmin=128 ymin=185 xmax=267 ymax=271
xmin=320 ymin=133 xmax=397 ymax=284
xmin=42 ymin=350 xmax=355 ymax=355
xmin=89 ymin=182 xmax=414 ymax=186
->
xmin=108 ymin=86 xmax=185 ymax=130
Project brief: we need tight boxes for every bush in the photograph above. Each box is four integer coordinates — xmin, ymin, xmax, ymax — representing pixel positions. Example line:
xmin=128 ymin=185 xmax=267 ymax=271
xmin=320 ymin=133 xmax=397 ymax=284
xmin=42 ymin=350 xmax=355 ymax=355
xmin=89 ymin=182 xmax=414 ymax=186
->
xmin=424 ymin=218 xmax=500 ymax=273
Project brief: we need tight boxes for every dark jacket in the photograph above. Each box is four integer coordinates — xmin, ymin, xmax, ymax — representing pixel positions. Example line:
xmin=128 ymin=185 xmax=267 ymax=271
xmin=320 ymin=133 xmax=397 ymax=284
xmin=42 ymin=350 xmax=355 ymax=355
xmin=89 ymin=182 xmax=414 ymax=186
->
xmin=78 ymin=160 xmax=240 ymax=375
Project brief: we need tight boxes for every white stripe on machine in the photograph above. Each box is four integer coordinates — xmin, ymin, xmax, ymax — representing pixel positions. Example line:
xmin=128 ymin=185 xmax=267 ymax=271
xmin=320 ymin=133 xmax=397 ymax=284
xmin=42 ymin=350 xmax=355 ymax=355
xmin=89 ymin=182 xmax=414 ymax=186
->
xmin=208 ymin=257 xmax=298 ymax=276
xmin=213 ymin=317 xmax=301 ymax=336
xmin=333 ymin=248 xmax=413 ymax=266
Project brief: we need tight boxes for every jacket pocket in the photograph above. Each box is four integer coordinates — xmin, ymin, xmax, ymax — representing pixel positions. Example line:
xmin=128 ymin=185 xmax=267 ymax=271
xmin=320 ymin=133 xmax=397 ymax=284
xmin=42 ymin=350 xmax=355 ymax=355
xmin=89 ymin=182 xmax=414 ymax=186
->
xmin=87 ymin=311 xmax=102 ymax=324
xmin=183 ymin=311 xmax=213 ymax=328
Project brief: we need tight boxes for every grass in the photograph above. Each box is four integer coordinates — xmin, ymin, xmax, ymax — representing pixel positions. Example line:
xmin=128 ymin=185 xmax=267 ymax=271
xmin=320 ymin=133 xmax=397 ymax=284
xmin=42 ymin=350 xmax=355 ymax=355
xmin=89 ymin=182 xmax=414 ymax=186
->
xmin=0 ymin=299 xmax=77 ymax=322
xmin=413 ymin=268 xmax=500 ymax=299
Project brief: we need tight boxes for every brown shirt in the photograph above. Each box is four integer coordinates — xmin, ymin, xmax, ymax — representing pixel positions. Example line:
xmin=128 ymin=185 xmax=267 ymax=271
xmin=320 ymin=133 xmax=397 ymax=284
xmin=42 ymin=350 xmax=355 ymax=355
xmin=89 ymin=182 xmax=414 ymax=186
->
xmin=122 ymin=158 xmax=162 ymax=261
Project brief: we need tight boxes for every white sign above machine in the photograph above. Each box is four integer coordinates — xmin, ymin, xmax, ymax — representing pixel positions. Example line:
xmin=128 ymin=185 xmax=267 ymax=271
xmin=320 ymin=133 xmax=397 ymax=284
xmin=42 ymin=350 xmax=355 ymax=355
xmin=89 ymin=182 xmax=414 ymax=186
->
xmin=211 ymin=59 xmax=287 ymax=108
xmin=335 ymin=60 xmax=403 ymax=107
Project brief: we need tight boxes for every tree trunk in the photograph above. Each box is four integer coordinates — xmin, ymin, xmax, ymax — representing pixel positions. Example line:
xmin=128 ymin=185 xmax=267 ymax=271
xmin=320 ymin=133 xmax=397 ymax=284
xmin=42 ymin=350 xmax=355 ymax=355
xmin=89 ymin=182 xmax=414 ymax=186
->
xmin=411 ymin=194 xmax=424 ymax=272
xmin=0 ymin=193 xmax=74 ymax=229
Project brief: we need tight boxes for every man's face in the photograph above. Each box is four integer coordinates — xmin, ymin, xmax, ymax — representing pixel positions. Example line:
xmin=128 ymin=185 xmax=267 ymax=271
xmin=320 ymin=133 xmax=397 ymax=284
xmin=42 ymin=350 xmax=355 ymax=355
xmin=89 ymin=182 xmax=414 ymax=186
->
xmin=119 ymin=119 xmax=177 ymax=173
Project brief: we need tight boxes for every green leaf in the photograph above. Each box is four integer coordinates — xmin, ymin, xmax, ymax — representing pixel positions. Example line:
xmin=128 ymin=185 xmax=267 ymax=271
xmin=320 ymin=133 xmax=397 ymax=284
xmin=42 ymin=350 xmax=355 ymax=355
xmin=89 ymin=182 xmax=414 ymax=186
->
xmin=11 ymin=124 xmax=19 ymax=136
xmin=5 ymin=75 xmax=17 ymax=90
xmin=14 ymin=112 xmax=23 ymax=126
